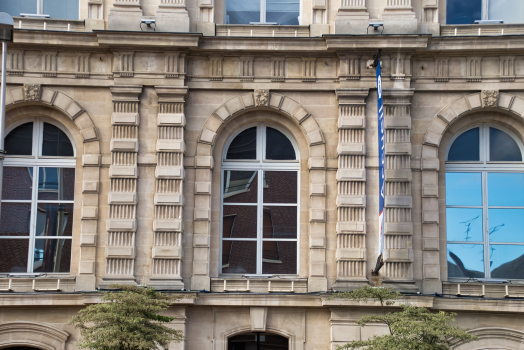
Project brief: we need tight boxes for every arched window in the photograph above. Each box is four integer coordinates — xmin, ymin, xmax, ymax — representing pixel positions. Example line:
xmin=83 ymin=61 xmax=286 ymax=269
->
xmin=228 ymin=332 xmax=289 ymax=350
xmin=0 ymin=119 xmax=76 ymax=274
xmin=221 ymin=123 xmax=299 ymax=275
xmin=446 ymin=124 xmax=524 ymax=280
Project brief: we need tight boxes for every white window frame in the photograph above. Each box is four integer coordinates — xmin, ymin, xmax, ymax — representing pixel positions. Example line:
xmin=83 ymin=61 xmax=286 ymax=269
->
xmin=21 ymin=0 xmax=81 ymax=19
xmin=445 ymin=124 xmax=524 ymax=280
xmin=220 ymin=123 xmax=300 ymax=276
xmin=1 ymin=118 xmax=76 ymax=275
xmin=225 ymin=0 xmax=302 ymax=25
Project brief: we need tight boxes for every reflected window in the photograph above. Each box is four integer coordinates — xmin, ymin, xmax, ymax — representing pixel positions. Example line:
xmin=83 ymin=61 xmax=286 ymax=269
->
xmin=446 ymin=124 xmax=524 ymax=279
xmin=0 ymin=119 xmax=75 ymax=273
xmin=228 ymin=332 xmax=288 ymax=350
xmin=226 ymin=0 xmax=299 ymax=25
xmin=222 ymin=124 xmax=299 ymax=275
xmin=446 ymin=0 xmax=524 ymax=24
xmin=0 ymin=0 xmax=79 ymax=20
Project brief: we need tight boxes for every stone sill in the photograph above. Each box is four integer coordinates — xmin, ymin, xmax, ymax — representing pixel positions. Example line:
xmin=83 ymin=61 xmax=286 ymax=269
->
xmin=216 ymin=24 xmax=310 ymax=37
xmin=322 ymin=295 xmax=434 ymax=307
xmin=441 ymin=23 xmax=524 ymax=36
xmin=211 ymin=277 xmax=308 ymax=293
xmin=443 ymin=281 xmax=524 ymax=299
xmin=0 ymin=277 xmax=76 ymax=292
xmin=14 ymin=16 xmax=86 ymax=32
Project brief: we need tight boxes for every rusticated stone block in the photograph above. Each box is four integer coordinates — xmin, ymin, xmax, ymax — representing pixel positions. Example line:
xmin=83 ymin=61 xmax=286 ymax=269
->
xmin=153 ymin=219 xmax=182 ymax=232
xmin=157 ymin=113 xmax=186 ymax=126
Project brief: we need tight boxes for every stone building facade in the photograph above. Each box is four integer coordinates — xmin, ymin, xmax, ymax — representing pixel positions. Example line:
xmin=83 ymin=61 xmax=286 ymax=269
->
xmin=0 ymin=0 xmax=524 ymax=349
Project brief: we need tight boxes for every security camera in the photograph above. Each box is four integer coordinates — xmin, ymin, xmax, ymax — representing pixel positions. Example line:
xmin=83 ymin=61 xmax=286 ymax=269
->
xmin=140 ymin=18 xmax=156 ymax=31
xmin=369 ymin=21 xmax=384 ymax=29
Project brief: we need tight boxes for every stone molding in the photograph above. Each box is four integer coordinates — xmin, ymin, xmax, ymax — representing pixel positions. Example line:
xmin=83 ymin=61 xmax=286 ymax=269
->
xmin=193 ymin=92 xmax=327 ymax=292
xmin=0 ymin=321 xmax=69 ymax=350
xmin=451 ymin=327 xmax=524 ymax=349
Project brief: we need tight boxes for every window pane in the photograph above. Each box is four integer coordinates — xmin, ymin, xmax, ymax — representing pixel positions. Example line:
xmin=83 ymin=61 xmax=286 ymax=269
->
xmin=35 ymin=203 xmax=74 ymax=237
xmin=446 ymin=0 xmax=481 ymax=24
xmin=265 ymin=127 xmax=296 ymax=160
xmin=5 ymin=122 xmax=33 ymax=156
xmin=0 ymin=0 xmax=37 ymax=17
xmin=43 ymin=0 xmax=79 ymax=20
xmin=2 ymin=167 xmax=33 ymax=200
xmin=488 ymin=0 xmax=524 ymax=24
xmin=0 ymin=203 xmax=31 ymax=236
xmin=490 ymin=245 xmax=524 ymax=279
xmin=488 ymin=173 xmax=524 ymax=206
xmin=226 ymin=0 xmax=260 ymax=24
xmin=263 ymin=206 xmax=297 ymax=239
xmin=222 ymin=240 xmax=257 ymax=274
xmin=262 ymin=241 xmax=297 ymax=274
xmin=33 ymin=238 xmax=72 ymax=273
xmin=38 ymin=167 xmax=75 ymax=201
xmin=223 ymin=171 xmax=257 ymax=203
xmin=447 ymin=244 xmax=484 ymax=278
xmin=447 ymin=128 xmax=480 ymax=161
xmin=0 ymin=239 xmax=29 ymax=273
xmin=489 ymin=209 xmax=524 ymax=243
xmin=490 ymin=128 xmax=522 ymax=161
xmin=42 ymin=123 xmax=74 ymax=157
xmin=266 ymin=0 xmax=299 ymax=25
xmin=226 ymin=127 xmax=257 ymax=160
xmin=263 ymin=171 xmax=297 ymax=204
xmin=222 ymin=205 xmax=257 ymax=238
xmin=446 ymin=208 xmax=483 ymax=242
xmin=446 ymin=172 xmax=482 ymax=206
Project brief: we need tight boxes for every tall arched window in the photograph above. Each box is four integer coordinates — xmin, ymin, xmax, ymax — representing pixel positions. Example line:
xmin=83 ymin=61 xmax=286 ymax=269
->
xmin=0 ymin=119 xmax=76 ymax=274
xmin=221 ymin=123 xmax=299 ymax=275
xmin=446 ymin=124 xmax=524 ymax=280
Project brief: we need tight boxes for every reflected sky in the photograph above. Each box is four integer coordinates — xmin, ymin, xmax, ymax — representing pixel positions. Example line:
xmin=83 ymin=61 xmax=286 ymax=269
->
xmin=446 ymin=208 xmax=483 ymax=242
xmin=488 ymin=173 xmax=524 ymax=206
xmin=489 ymin=209 xmax=524 ymax=243
xmin=448 ymin=244 xmax=484 ymax=278
xmin=446 ymin=172 xmax=482 ymax=206
xmin=490 ymin=245 xmax=524 ymax=279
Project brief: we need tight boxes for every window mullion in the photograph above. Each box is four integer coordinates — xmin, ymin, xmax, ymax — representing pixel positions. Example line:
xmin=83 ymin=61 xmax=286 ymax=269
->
xmin=482 ymin=0 xmax=489 ymax=20
xmin=28 ymin=165 xmax=39 ymax=273
xmin=483 ymin=171 xmax=490 ymax=278
xmin=261 ymin=0 xmax=266 ymax=23
xmin=257 ymin=169 xmax=263 ymax=274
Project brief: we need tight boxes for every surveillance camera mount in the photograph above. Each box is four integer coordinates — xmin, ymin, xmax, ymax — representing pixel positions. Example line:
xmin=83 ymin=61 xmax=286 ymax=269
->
xmin=367 ymin=22 xmax=384 ymax=34
xmin=140 ymin=19 xmax=156 ymax=32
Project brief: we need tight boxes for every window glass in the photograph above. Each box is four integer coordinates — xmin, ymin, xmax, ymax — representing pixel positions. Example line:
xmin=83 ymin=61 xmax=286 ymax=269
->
xmin=446 ymin=208 xmax=483 ymax=242
xmin=0 ymin=239 xmax=29 ymax=273
xmin=222 ymin=206 xmax=257 ymax=238
xmin=488 ymin=173 xmax=524 ymax=206
xmin=447 ymin=128 xmax=480 ymax=161
xmin=490 ymin=128 xmax=522 ymax=161
xmin=490 ymin=245 xmax=524 ymax=279
xmin=446 ymin=0 xmax=481 ymax=24
xmin=35 ymin=203 xmax=74 ymax=237
xmin=226 ymin=0 xmax=260 ymax=24
xmin=226 ymin=127 xmax=257 ymax=160
xmin=0 ymin=0 xmax=37 ymax=17
xmin=42 ymin=123 xmax=74 ymax=157
xmin=37 ymin=168 xmax=75 ymax=201
xmin=445 ymin=172 xmax=482 ymax=206
xmin=266 ymin=0 xmax=299 ymax=25
xmin=223 ymin=171 xmax=257 ymax=203
xmin=265 ymin=127 xmax=296 ymax=160
xmin=488 ymin=0 xmax=524 ymax=24
xmin=222 ymin=241 xmax=257 ymax=274
xmin=5 ymin=122 xmax=33 ymax=156
xmin=33 ymin=238 xmax=72 ymax=272
xmin=263 ymin=171 xmax=297 ymax=203
xmin=447 ymin=244 xmax=484 ymax=278
xmin=263 ymin=206 xmax=297 ymax=239
xmin=262 ymin=241 xmax=297 ymax=274
xmin=488 ymin=209 xmax=524 ymax=243
xmin=43 ymin=0 xmax=79 ymax=20
xmin=0 ymin=203 xmax=32 ymax=236
xmin=2 ymin=167 xmax=33 ymax=200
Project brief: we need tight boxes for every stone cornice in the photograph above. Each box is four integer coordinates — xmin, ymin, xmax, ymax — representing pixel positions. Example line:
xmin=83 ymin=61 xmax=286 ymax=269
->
xmin=427 ymin=35 xmax=524 ymax=53
xmin=325 ymin=34 xmax=431 ymax=50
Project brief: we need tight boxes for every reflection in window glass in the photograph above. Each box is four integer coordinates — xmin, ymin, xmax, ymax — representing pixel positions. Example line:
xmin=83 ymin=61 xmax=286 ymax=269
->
xmin=490 ymin=128 xmax=522 ymax=161
xmin=263 ymin=206 xmax=297 ymax=239
xmin=446 ymin=208 xmax=483 ymax=242
xmin=2 ymin=167 xmax=33 ymax=200
xmin=0 ymin=0 xmax=37 ymax=18
xmin=263 ymin=171 xmax=297 ymax=203
xmin=42 ymin=123 xmax=74 ymax=157
xmin=0 ymin=239 xmax=29 ymax=273
xmin=35 ymin=203 xmax=74 ymax=237
xmin=447 ymin=244 xmax=484 ymax=278
xmin=226 ymin=0 xmax=260 ymax=24
xmin=222 ymin=205 xmax=258 ymax=238
xmin=266 ymin=0 xmax=299 ymax=25
xmin=5 ymin=122 xmax=33 ymax=156
xmin=262 ymin=241 xmax=297 ymax=274
xmin=222 ymin=241 xmax=257 ymax=274
xmin=488 ymin=209 xmax=524 ymax=243
xmin=490 ymin=245 xmax=524 ymax=279
xmin=488 ymin=0 xmax=524 ymax=24
xmin=488 ymin=173 xmax=524 ymax=206
xmin=43 ymin=0 xmax=79 ymax=20
xmin=447 ymin=128 xmax=480 ymax=161
xmin=33 ymin=239 xmax=72 ymax=273
xmin=226 ymin=127 xmax=257 ymax=159
xmin=446 ymin=0 xmax=481 ymax=24
xmin=445 ymin=173 xmax=482 ymax=206
xmin=265 ymin=127 xmax=296 ymax=160
xmin=0 ymin=203 xmax=32 ymax=236
xmin=223 ymin=171 xmax=257 ymax=203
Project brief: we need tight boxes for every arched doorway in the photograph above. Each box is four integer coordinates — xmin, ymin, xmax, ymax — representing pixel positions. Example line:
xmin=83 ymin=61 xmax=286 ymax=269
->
xmin=6 ymin=347 xmax=42 ymax=350
xmin=228 ymin=332 xmax=289 ymax=350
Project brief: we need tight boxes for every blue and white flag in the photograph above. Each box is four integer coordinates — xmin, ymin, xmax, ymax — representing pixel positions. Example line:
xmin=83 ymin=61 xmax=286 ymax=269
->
xmin=376 ymin=60 xmax=385 ymax=263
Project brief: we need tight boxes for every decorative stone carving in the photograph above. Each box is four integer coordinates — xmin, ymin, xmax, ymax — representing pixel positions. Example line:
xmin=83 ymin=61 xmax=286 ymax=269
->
xmin=23 ymin=84 xmax=41 ymax=101
xmin=482 ymin=90 xmax=499 ymax=108
xmin=254 ymin=89 xmax=269 ymax=106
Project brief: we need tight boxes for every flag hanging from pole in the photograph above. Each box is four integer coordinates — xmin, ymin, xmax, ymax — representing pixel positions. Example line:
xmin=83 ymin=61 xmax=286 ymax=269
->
xmin=374 ymin=54 xmax=385 ymax=275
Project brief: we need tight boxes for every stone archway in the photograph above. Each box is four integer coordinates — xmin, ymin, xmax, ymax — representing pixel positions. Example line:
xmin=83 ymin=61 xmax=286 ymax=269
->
xmin=451 ymin=327 xmax=524 ymax=349
xmin=190 ymin=91 xmax=329 ymax=292
xmin=0 ymin=322 xmax=69 ymax=350
xmin=419 ymin=91 xmax=524 ymax=292
xmin=4 ymin=85 xmax=101 ymax=290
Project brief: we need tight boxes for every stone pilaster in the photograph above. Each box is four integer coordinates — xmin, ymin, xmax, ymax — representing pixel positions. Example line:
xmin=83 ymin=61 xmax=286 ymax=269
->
xmin=311 ymin=0 xmax=329 ymax=36
xmin=382 ymin=89 xmax=417 ymax=292
xmin=149 ymin=87 xmax=188 ymax=290
xmin=108 ymin=0 xmax=143 ymax=31
xmin=421 ymin=0 xmax=440 ymax=35
xmin=334 ymin=88 xmax=369 ymax=290
xmin=7 ymin=49 xmax=23 ymax=76
xmin=196 ymin=0 xmax=215 ymax=36
xmin=335 ymin=0 xmax=370 ymax=34
xmin=382 ymin=0 xmax=417 ymax=34
xmin=100 ymin=86 xmax=143 ymax=287
xmin=156 ymin=0 xmax=190 ymax=32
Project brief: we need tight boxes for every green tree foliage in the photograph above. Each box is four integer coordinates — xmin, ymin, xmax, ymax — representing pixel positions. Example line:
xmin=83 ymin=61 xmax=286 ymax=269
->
xmin=70 ymin=284 xmax=186 ymax=350
xmin=332 ymin=286 xmax=478 ymax=350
